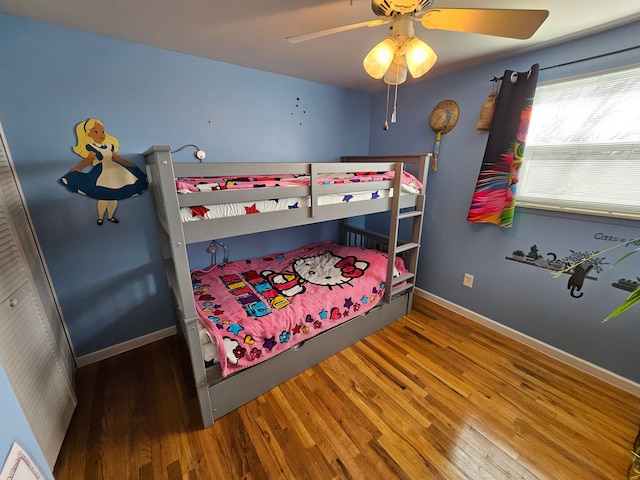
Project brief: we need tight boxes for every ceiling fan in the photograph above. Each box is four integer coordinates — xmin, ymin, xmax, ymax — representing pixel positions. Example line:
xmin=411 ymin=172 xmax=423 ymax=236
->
xmin=287 ymin=0 xmax=549 ymax=86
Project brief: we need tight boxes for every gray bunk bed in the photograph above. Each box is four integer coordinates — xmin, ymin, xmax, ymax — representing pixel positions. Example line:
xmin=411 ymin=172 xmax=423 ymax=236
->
xmin=143 ymin=145 xmax=429 ymax=428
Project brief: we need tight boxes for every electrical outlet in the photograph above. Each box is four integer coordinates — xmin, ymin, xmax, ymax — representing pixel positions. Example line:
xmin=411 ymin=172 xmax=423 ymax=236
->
xmin=463 ymin=273 xmax=474 ymax=288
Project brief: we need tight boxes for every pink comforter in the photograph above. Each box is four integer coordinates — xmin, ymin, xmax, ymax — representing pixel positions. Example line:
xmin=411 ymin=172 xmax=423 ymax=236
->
xmin=191 ymin=241 xmax=406 ymax=377
xmin=176 ymin=171 xmax=422 ymax=193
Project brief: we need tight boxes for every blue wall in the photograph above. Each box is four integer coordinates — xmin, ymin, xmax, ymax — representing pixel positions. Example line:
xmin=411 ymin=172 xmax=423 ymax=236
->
xmin=0 ymin=13 xmax=371 ymax=358
xmin=0 ymin=365 xmax=53 ymax=479
xmin=368 ymin=21 xmax=640 ymax=382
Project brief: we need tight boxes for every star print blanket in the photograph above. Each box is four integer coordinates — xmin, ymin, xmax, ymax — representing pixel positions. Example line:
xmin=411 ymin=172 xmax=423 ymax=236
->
xmin=191 ymin=241 xmax=406 ymax=377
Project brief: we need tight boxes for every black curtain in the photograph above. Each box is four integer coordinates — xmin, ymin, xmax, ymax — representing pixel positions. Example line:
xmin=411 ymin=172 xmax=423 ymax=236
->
xmin=467 ymin=64 xmax=539 ymax=228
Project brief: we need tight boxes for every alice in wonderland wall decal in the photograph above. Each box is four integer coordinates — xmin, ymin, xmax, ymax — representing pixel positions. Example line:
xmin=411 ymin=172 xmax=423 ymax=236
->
xmin=59 ymin=118 xmax=147 ymax=225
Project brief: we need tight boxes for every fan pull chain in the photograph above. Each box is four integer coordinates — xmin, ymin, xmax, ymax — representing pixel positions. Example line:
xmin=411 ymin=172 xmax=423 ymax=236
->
xmin=391 ymin=81 xmax=398 ymax=123
xmin=391 ymin=63 xmax=400 ymax=124
xmin=383 ymin=82 xmax=391 ymax=130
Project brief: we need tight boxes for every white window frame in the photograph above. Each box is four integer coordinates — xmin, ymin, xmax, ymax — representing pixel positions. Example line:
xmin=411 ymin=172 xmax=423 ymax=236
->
xmin=517 ymin=63 xmax=640 ymax=220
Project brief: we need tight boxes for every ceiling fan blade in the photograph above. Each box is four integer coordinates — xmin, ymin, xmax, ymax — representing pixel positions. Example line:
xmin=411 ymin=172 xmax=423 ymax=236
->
xmin=421 ymin=8 xmax=549 ymax=40
xmin=286 ymin=19 xmax=390 ymax=44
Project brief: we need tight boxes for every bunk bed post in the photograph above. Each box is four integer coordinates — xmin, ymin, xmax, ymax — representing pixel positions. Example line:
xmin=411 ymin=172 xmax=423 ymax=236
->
xmin=402 ymin=153 xmax=429 ymax=308
xmin=144 ymin=146 xmax=214 ymax=428
xmin=309 ymin=163 xmax=318 ymax=218
xmin=385 ymin=162 xmax=404 ymax=304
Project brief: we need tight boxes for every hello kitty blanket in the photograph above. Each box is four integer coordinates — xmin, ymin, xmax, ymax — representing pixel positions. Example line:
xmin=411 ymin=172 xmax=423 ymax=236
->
xmin=191 ymin=241 xmax=406 ymax=377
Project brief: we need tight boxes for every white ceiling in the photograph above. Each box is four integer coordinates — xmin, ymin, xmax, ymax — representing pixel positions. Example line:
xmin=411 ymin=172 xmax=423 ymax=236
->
xmin=1 ymin=0 xmax=640 ymax=93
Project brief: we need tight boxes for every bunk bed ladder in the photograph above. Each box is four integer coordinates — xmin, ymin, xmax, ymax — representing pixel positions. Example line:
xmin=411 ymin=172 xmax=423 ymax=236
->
xmin=384 ymin=158 xmax=427 ymax=305
xmin=341 ymin=153 xmax=428 ymax=307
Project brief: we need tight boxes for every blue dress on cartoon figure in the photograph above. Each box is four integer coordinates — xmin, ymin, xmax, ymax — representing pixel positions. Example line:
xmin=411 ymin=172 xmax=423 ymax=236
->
xmin=59 ymin=142 xmax=147 ymax=200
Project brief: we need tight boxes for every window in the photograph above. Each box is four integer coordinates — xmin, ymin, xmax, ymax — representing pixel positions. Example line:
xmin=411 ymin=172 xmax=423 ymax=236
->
xmin=517 ymin=63 xmax=640 ymax=219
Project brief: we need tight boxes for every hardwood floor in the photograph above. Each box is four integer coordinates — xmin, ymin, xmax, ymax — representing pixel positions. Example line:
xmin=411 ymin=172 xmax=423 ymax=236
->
xmin=53 ymin=296 xmax=640 ymax=479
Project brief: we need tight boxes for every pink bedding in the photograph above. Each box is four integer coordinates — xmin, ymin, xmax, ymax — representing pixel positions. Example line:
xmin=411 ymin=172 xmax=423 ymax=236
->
xmin=191 ymin=241 xmax=406 ymax=377
xmin=176 ymin=170 xmax=422 ymax=193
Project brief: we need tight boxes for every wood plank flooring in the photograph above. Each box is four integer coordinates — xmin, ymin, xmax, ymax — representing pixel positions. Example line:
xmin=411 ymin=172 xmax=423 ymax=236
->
xmin=53 ymin=296 xmax=640 ymax=479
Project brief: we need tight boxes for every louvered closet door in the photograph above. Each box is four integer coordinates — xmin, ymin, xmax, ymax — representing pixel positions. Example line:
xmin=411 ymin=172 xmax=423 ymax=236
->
xmin=0 ymin=126 xmax=76 ymax=469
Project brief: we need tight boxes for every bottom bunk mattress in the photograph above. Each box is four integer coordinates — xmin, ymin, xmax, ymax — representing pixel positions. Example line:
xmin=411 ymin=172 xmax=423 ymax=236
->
xmin=191 ymin=241 xmax=406 ymax=377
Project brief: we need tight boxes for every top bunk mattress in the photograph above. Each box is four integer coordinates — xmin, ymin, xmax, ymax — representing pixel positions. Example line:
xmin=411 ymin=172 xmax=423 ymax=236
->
xmin=176 ymin=170 xmax=422 ymax=222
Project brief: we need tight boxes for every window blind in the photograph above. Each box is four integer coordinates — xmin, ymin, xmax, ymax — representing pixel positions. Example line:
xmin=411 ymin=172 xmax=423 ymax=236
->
xmin=517 ymin=63 xmax=640 ymax=219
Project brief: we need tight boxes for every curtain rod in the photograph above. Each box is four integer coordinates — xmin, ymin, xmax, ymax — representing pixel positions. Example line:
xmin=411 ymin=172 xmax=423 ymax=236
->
xmin=490 ymin=44 xmax=640 ymax=82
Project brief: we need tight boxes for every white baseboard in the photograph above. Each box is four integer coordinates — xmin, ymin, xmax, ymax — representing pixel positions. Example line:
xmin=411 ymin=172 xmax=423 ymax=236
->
xmin=75 ymin=326 xmax=176 ymax=367
xmin=414 ymin=288 xmax=640 ymax=398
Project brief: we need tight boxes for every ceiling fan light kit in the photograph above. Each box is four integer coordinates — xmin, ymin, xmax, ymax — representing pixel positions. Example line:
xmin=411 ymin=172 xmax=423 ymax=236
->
xmin=384 ymin=55 xmax=408 ymax=85
xmin=363 ymin=38 xmax=396 ymax=79
xmin=405 ymin=37 xmax=437 ymax=78
xmin=363 ymin=13 xmax=436 ymax=85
